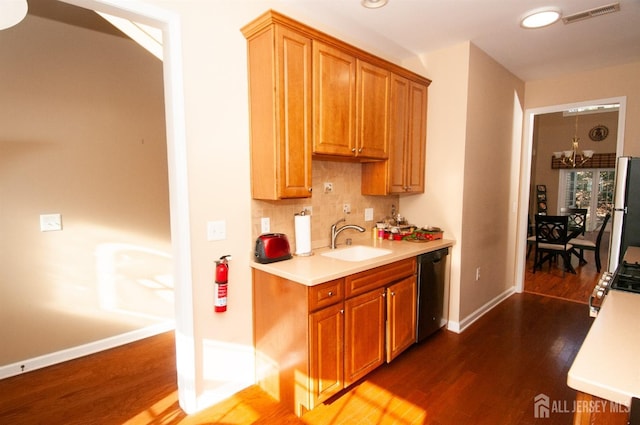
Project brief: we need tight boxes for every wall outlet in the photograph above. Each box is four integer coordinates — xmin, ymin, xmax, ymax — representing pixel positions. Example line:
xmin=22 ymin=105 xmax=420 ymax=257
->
xmin=364 ymin=208 xmax=374 ymax=221
xmin=343 ymin=203 xmax=351 ymax=214
xmin=323 ymin=182 xmax=333 ymax=193
xmin=475 ymin=267 xmax=481 ymax=281
xmin=260 ymin=217 xmax=270 ymax=233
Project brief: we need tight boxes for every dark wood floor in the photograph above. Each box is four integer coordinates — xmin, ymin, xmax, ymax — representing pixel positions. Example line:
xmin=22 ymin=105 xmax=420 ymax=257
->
xmin=524 ymin=242 xmax=605 ymax=304
xmin=0 ymin=290 xmax=594 ymax=424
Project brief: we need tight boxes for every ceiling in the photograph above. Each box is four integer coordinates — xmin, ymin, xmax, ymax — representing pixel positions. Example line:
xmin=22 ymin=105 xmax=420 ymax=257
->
xmin=24 ymin=0 xmax=640 ymax=82
xmin=278 ymin=0 xmax=640 ymax=81
xmin=26 ymin=0 xmax=126 ymax=37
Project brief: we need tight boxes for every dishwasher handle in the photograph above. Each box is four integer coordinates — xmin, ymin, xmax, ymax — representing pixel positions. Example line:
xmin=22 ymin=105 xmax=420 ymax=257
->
xmin=423 ymin=248 xmax=448 ymax=264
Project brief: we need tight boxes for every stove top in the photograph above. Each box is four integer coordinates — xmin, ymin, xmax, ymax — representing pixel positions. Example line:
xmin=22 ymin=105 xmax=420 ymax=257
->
xmin=611 ymin=261 xmax=640 ymax=294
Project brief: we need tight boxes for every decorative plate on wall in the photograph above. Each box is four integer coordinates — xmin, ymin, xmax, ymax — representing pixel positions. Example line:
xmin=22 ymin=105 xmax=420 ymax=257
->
xmin=589 ymin=125 xmax=609 ymax=141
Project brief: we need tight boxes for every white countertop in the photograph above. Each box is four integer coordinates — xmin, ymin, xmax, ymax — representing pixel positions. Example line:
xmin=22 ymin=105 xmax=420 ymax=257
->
xmin=567 ymin=290 xmax=640 ymax=406
xmin=567 ymin=246 xmax=640 ymax=406
xmin=250 ymin=238 xmax=455 ymax=286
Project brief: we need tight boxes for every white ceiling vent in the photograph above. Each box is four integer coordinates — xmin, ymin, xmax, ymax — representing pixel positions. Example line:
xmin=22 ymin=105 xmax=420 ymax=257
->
xmin=562 ymin=2 xmax=621 ymax=24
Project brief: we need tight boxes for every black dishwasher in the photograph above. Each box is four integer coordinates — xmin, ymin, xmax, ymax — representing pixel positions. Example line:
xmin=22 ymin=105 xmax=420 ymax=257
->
xmin=416 ymin=248 xmax=449 ymax=342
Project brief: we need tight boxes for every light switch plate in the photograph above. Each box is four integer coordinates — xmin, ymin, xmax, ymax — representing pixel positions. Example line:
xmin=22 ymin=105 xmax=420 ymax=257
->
xmin=207 ymin=220 xmax=226 ymax=241
xmin=261 ymin=217 xmax=270 ymax=233
xmin=40 ymin=214 xmax=62 ymax=232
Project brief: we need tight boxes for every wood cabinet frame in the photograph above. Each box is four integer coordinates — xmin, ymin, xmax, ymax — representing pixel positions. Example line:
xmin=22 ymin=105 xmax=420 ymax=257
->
xmin=361 ymin=74 xmax=428 ymax=195
xmin=253 ymin=257 xmax=417 ymax=416
xmin=243 ymin=10 xmax=430 ymax=199
xmin=244 ymin=19 xmax=312 ymax=200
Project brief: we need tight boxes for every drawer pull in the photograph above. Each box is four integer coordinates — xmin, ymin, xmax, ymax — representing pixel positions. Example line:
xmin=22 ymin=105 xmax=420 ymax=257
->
xmin=328 ymin=291 xmax=334 ymax=297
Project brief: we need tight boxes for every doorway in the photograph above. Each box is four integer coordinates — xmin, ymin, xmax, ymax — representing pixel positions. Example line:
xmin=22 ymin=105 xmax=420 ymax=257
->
xmin=60 ymin=0 xmax=196 ymax=413
xmin=515 ymin=97 xmax=626 ymax=297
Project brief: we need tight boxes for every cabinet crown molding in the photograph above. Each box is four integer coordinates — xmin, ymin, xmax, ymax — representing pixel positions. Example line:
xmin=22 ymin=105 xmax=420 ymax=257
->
xmin=241 ymin=9 xmax=432 ymax=87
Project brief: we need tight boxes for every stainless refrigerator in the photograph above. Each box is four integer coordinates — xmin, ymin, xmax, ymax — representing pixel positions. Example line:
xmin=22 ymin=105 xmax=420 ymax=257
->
xmin=608 ymin=156 xmax=640 ymax=272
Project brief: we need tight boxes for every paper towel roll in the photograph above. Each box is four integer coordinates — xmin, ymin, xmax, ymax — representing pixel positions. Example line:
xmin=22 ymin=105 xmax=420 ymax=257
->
xmin=294 ymin=214 xmax=312 ymax=256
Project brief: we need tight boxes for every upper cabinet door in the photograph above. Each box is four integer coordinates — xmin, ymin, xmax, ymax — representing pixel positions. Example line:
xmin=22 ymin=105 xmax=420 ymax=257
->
xmin=388 ymin=75 xmax=427 ymax=194
xmin=388 ymin=74 xmax=411 ymax=193
xmin=276 ymin=26 xmax=313 ymax=198
xmin=244 ymin=23 xmax=312 ymax=200
xmin=312 ymin=41 xmax=357 ymax=157
xmin=405 ymin=81 xmax=427 ymax=193
xmin=356 ymin=60 xmax=390 ymax=160
xmin=362 ymin=74 xmax=427 ymax=195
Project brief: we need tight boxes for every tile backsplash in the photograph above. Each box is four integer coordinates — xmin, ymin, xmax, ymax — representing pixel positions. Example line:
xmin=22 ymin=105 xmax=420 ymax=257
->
xmin=251 ymin=160 xmax=399 ymax=252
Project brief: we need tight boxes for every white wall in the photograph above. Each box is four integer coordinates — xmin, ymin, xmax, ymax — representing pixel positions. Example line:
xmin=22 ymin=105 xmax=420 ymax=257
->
xmin=525 ymin=62 xmax=640 ymax=157
xmin=402 ymin=42 xmax=525 ymax=330
xmin=0 ymin=10 xmax=171 ymax=371
xmin=401 ymin=42 xmax=470 ymax=328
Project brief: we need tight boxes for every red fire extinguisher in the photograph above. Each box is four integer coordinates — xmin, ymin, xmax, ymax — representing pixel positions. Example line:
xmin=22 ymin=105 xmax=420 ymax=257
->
xmin=214 ymin=255 xmax=231 ymax=313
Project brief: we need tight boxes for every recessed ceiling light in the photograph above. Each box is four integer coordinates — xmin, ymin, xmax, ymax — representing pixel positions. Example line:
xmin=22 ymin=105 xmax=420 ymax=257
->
xmin=0 ymin=0 xmax=28 ymax=31
xmin=361 ymin=0 xmax=389 ymax=9
xmin=520 ymin=8 xmax=561 ymax=29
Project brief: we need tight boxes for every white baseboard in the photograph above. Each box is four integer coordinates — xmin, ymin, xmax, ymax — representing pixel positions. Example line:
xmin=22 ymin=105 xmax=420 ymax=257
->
xmin=0 ymin=321 xmax=175 ymax=380
xmin=447 ymin=287 xmax=515 ymax=333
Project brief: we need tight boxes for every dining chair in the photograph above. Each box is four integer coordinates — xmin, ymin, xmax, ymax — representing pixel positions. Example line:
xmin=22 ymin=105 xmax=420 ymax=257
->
xmin=561 ymin=207 xmax=588 ymax=238
xmin=533 ymin=215 xmax=575 ymax=276
xmin=527 ymin=215 xmax=535 ymax=258
xmin=569 ymin=212 xmax=611 ymax=272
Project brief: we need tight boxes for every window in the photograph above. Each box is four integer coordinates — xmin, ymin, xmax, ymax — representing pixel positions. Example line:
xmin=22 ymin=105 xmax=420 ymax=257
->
xmin=558 ymin=168 xmax=615 ymax=231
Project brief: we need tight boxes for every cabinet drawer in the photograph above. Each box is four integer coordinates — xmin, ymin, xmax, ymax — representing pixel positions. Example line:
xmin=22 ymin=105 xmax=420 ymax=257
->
xmin=345 ymin=257 xmax=416 ymax=298
xmin=309 ymin=278 xmax=344 ymax=312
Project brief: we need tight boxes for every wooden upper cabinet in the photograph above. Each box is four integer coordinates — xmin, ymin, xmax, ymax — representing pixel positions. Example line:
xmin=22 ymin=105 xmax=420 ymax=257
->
xmin=243 ymin=10 xmax=430 ymax=197
xmin=312 ymin=42 xmax=390 ymax=160
xmin=361 ymin=74 xmax=428 ymax=195
xmin=356 ymin=60 xmax=390 ymax=159
xmin=388 ymin=74 xmax=411 ymax=193
xmin=243 ymin=22 xmax=312 ymax=200
xmin=312 ymin=41 xmax=357 ymax=157
xmin=405 ymin=81 xmax=428 ymax=193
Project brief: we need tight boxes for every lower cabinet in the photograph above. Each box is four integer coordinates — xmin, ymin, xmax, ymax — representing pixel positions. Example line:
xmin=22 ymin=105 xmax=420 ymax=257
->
xmin=309 ymin=303 xmax=344 ymax=405
xmin=572 ymin=392 xmax=631 ymax=425
xmin=386 ymin=276 xmax=417 ymax=362
xmin=344 ymin=287 xmax=386 ymax=386
xmin=253 ymin=257 xmax=417 ymax=416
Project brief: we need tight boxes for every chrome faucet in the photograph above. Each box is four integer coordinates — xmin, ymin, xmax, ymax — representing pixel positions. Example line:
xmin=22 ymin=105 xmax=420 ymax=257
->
xmin=330 ymin=218 xmax=365 ymax=249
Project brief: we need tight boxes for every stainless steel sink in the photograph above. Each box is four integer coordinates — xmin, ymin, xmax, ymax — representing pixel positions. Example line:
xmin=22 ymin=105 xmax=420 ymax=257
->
xmin=320 ymin=245 xmax=392 ymax=262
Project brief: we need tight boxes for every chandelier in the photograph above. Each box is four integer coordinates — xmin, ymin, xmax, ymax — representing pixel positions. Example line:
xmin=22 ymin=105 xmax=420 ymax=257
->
xmin=553 ymin=114 xmax=594 ymax=168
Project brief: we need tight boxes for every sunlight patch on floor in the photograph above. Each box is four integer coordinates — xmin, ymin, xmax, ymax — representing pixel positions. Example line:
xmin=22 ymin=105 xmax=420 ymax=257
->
xmin=303 ymin=381 xmax=427 ymax=424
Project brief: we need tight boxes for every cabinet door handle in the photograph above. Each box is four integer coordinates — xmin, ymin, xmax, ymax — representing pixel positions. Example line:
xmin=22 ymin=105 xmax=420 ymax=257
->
xmin=390 ymin=291 xmax=396 ymax=297
xmin=340 ymin=309 xmax=344 ymax=314
xmin=351 ymin=148 xmax=356 ymax=153
xmin=358 ymin=147 xmax=363 ymax=153
xmin=308 ymin=187 xmax=313 ymax=192
xmin=381 ymin=292 xmax=386 ymax=298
